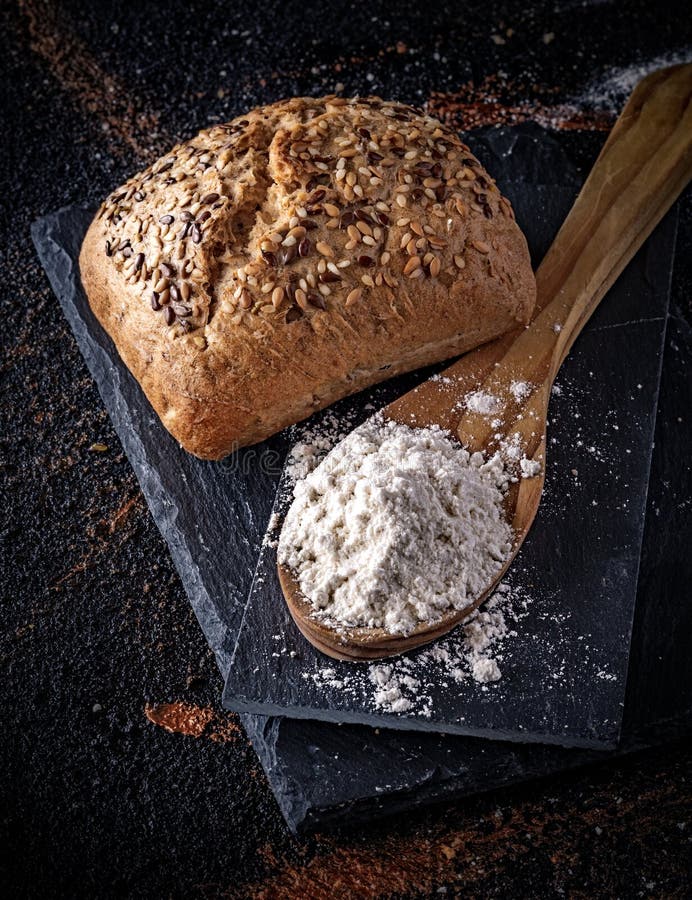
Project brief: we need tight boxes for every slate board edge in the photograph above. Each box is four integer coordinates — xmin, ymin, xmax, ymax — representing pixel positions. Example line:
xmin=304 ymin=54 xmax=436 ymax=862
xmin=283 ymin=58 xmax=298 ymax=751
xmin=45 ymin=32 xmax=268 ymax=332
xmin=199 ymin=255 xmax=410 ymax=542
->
xmin=613 ymin=210 xmax=678 ymax=711
xmin=245 ymin=714 xmax=692 ymax=833
xmin=226 ymin=695 xmax=619 ymax=750
xmin=30 ymin=210 xmax=236 ymax=678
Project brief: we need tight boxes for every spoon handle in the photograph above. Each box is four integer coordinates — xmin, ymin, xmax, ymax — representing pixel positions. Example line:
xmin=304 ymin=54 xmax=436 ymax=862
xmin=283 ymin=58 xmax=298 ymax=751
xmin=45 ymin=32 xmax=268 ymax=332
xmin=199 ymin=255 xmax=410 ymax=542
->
xmin=432 ymin=63 xmax=692 ymax=455
xmin=386 ymin=64 xmax=691 ymax=457
xmin=538 ymin=63 xmax=692 ymax=378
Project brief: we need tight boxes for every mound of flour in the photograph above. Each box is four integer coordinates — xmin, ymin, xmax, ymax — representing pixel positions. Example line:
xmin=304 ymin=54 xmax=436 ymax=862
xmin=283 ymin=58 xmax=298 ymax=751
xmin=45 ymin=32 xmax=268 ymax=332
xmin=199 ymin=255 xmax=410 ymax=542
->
xmin=278 ymin=416 xmax=514 ymax=636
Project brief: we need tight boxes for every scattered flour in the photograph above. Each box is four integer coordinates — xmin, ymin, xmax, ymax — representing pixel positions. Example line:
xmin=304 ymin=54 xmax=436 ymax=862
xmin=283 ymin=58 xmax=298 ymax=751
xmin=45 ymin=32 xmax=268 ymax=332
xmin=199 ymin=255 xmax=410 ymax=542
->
xmin=306 ymin=580 xmax=530 ymax=716
xmin=465 ymin=390 xmax=501 ymax=415
xmin=520 ymin=457 xmax=542 ymax=479
xmin=576 ymin=53 xmax=692 ymax=112
xmin=278 ymin=416 xmax=514 ymax=636
xmin=510 ymin=380 xmax=532 ymax=402
xmin=471 ymin=657 xmax=501 ymax=683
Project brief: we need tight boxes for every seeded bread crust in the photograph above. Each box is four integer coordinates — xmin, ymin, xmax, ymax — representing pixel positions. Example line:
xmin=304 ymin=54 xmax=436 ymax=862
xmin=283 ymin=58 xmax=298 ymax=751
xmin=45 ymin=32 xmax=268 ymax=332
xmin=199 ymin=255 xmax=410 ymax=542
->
xmin=80 ymin=96 xmax=535 ymax=459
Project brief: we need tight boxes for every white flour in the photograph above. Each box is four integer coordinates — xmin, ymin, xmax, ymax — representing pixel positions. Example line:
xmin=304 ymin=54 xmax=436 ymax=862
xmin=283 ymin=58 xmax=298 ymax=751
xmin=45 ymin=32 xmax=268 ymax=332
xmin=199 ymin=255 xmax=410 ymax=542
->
xmin=577 ymin=52 xmax=692 ymax=112
xmin=305 ymin=580 xmax=530 ymax=716
xmin=465 ymin=390 xmax=501 ymax=414
xmin=510 ymin=380 xmax=532 ymax=402
xmin=278 ymin=416 xmax=514 ymax=636
xmin=284 ymin=408 xmax=361 ymax=483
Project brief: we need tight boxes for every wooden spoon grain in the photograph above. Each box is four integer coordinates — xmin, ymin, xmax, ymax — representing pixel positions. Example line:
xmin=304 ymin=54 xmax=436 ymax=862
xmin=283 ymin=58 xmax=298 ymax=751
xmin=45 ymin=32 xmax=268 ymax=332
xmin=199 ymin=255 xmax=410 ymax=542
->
xmin=279 ymin=64 xmax=692 ymax=661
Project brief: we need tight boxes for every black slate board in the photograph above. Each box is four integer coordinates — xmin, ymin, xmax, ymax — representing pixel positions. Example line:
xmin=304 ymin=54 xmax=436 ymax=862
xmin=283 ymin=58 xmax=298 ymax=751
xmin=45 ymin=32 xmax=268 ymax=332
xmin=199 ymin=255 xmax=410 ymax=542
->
xmin=224 ymin=187 xmax=674 ymax=749
xmin=32 ymin=128 xmax=691 ymax=833
xmin=241 ymin=308 xmax=692 ymax=832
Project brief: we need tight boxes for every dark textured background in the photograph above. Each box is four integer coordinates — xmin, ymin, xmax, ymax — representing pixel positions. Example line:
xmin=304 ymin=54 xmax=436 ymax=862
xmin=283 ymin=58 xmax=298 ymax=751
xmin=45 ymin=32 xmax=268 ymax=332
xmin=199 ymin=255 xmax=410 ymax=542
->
xmin=2 ymin=1 xmax=691 ymax=897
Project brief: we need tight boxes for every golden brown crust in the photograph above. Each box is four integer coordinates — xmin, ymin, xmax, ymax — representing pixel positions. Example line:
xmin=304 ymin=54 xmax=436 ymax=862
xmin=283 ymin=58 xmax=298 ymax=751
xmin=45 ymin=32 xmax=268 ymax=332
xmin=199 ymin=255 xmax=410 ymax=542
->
xmin=79 ymin=96 xmax=536 ymax=459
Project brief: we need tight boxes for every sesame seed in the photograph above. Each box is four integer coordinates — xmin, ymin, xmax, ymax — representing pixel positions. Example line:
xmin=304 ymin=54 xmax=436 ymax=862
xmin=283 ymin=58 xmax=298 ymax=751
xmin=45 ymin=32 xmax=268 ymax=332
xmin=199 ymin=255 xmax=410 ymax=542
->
xmin=403 ymin=255 xmax=421 ymax=275
xmin=315 ymin=241 xmax=334 ymax=258
xmin=346 ymin=287 xmax=362 ymax=306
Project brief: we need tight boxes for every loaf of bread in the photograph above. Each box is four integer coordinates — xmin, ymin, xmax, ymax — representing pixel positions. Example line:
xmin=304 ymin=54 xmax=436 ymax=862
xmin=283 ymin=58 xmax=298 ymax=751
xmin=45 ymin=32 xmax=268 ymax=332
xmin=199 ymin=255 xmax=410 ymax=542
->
xmin=80 ymin=96 xmax=535 ymax=459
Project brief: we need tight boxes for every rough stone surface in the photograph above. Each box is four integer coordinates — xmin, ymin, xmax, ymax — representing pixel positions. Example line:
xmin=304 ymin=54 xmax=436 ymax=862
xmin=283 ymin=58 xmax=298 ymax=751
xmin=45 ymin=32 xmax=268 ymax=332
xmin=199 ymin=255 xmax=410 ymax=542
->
xmin=4 ymin=0 xmax=692 ymax=895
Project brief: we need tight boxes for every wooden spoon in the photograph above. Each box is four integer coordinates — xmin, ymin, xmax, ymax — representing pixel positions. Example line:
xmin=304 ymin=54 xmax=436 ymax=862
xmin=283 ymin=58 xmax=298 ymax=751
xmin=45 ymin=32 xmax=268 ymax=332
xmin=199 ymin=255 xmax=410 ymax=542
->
xmin=279 ymin=64 xmax=692 ymax=661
